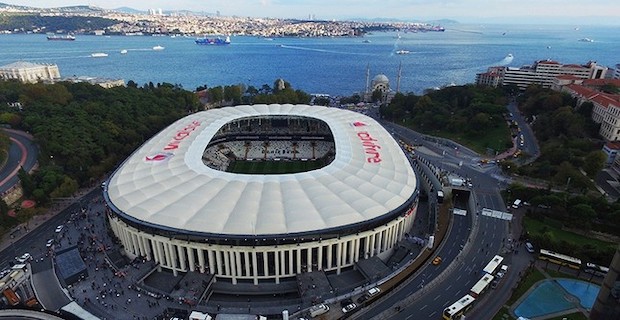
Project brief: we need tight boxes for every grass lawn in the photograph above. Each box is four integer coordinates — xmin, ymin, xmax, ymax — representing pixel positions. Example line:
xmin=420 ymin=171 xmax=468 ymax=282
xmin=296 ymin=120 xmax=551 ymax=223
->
xmin=543 ymin=268 xmax=581 ymax=280
xmin=523 ymin=216 xmax=616 ymax=250
xmin=506 ymin=266 xmax=546 ymax=306
xmin=420 ymin=124 xmax=512 ymax=155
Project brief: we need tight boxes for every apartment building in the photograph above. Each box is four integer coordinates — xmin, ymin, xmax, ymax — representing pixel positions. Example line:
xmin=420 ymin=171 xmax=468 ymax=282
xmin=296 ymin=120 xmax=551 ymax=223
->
xmin=476 ymin=60 xmax=607 ymax=90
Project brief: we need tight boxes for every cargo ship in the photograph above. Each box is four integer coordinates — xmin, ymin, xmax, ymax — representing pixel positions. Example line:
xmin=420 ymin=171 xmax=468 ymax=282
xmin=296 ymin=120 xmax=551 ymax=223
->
xmin=195 ymin=35 xmax=231 ymax=45
xmin=47 ymin=34 xmax=76 ymax=41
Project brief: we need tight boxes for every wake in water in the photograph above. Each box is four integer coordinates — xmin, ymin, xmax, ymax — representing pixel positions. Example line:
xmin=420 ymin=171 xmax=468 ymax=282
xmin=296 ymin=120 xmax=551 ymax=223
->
xmin=498 ymin=53 xmax=514 ymax=66
xmin=278 ymin=44 xmax=371 ymax=56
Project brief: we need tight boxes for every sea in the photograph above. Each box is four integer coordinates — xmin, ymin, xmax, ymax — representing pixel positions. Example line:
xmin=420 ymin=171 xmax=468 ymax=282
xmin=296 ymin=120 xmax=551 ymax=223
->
xmin=0 ymin=23 xmax=619 ymax=96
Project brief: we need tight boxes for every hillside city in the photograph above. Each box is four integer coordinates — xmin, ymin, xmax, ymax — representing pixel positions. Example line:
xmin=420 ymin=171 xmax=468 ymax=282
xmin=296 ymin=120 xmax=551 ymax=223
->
xmin=0 ymin=3 xmax=446 ymax=37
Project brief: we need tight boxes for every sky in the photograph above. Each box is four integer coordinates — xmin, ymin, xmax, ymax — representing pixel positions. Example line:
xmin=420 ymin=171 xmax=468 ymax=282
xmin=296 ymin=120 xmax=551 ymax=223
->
xmin=5 ymin=1 xmax=620 ymax=25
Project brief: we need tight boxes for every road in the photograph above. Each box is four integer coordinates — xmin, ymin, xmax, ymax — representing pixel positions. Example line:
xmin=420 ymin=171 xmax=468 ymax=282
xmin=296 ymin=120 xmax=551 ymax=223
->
xmin=353 ymin=120 xmax=528 ymax=320
xmin=0 ymin=129 xmax=38 ymax=194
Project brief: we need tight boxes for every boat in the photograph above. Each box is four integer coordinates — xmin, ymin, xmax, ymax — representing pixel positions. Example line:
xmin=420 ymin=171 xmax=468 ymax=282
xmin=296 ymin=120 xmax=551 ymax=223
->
xmin=152 ymin=45 xmax=165 ymax=50
xmin=120 ymin=49 xmax=128 ymax=54
xmin=396 ymin=50 xmax=410 ymax=55
xmin=47 ymin=34 xmax=75 ymax=41
xmin=578 ymin=38 xmax=594 ymax=42
xmin=362 ymin=39 xmax=371 ymax=43
xmin=91 ymin=53 xmax=108 ymax=58
xmin=195 ymin=35 xmax=231 ymax=45
xmin=506 ymin=53 xmax=513 ymax=59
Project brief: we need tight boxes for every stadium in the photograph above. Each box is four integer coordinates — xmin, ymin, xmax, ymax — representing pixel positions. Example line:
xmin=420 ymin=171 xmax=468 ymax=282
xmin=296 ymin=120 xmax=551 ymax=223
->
xmin=103 ymin=104 xmax=418 ymax=284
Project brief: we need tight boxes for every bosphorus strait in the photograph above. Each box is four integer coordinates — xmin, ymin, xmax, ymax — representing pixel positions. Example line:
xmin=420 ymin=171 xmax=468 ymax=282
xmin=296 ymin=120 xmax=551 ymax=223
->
xmin=1 ymin=23 xmax=618 ymax=95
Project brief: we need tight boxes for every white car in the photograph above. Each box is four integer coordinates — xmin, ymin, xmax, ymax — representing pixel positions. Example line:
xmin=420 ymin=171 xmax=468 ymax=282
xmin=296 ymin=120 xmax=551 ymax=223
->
xmin=46 ymin=239 xmax=54 ymax=248
xmin=55 ymin=225 xmax=64 ymax=233
xmin=342 ymin=303 xmax=357 ymax=313
xmin=15 ymin=253 xmax=32 ymax=263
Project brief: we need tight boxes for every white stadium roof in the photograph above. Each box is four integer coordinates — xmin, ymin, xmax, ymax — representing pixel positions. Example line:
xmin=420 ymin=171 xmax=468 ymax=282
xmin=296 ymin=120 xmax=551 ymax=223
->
xmin=107 ymin=104 xmax=416 ymax=236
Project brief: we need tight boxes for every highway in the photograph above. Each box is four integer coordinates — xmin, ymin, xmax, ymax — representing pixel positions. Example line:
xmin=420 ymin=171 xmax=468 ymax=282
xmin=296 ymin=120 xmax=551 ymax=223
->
xmin=0 ymin=129 xmax=38 ymax=194
xmin=355 ymin=121 xmax=514 ymax=320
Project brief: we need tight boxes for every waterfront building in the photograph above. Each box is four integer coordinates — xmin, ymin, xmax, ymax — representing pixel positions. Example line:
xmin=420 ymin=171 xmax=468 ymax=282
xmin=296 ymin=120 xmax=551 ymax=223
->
xmin=554 ymin=77 xmax=620 ymax=141
xmin=0 ymin=61 xmax=60 ymax=83
xmin=476 ymin=60 xmax=607 ymax=90
xmin=104 ymin=104 xmax=418 ymax=284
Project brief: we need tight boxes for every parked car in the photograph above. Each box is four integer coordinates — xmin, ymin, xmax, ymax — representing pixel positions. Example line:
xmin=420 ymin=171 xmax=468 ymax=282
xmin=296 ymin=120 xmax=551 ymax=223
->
xmin=342 ymin=303 xmax=357 ymax=313
xmin=46 ymin=239 xmax=54 ymax=248
xmin=55 ymin=225 xmax=64 ymax=233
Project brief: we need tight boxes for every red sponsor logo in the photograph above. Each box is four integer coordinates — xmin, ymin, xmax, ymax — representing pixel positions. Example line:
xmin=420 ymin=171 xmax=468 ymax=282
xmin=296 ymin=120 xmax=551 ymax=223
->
xmin=356 ymin=131 xmax=382 ymax=164
xmin=351 ymin=121 xmax=367 ymax=127
xmin=163 ymin=120 xmax=201 ymax=151
xmin=145 ymin=152 xmax=174 ymax=162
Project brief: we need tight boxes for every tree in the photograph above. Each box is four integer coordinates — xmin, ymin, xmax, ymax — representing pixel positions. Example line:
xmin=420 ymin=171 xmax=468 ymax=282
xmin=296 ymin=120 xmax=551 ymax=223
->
xmin=582 ymin=150 xmax=606 ymax=177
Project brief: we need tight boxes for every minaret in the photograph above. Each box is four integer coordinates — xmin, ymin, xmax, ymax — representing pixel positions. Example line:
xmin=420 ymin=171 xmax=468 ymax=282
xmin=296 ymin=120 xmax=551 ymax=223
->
xmin=396 ymin=61 xmax=402 ymax=93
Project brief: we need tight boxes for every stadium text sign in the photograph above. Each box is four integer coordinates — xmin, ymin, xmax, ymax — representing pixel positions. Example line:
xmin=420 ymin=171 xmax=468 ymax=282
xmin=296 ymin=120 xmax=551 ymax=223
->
xmin=357 ymin=131 xmax=382 ymax=163
xmin=164 ymin=121 xmax=202 ymax=150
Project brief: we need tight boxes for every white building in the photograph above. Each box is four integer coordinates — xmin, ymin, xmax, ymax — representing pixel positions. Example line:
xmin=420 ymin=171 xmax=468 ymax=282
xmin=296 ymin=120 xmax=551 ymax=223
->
xmin=476 ymin=60 xmax=607 ymax=90
xmin=0 ymin=61 xmax=60 ymax=83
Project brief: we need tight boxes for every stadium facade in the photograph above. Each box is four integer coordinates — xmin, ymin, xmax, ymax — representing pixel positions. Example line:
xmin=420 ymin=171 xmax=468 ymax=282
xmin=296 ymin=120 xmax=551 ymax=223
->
xmin=104 ymin=104 xmax=418 ymax=284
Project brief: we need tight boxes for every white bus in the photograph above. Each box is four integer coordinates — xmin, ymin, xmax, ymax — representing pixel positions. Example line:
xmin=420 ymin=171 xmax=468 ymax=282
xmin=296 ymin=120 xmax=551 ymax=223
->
xmin=470 ymin=273 xmax=494 ymax=298
xmin=442 ymin=294 xmax=475 ymax=320
xmin=483 ymin=255 xmax=504 ymax=275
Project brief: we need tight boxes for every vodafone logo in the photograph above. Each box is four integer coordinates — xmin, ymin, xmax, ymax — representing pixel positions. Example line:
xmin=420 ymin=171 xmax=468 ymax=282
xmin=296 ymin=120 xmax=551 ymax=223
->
xmin=351 ymin=120 xmax=382 ymax=164
xmin=145 ymin=152 xmax=174 ymax=163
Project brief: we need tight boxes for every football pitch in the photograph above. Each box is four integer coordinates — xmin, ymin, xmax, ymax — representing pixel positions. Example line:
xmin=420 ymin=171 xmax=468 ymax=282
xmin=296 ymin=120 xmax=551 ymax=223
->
xmin=228 ymin=160 xmax=325 ymax=174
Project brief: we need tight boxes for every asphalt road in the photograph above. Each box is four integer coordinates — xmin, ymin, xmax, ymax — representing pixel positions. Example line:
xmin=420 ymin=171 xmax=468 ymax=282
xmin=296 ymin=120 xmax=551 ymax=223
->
xmin=0 ymin=129 xmax=38 ymax=194
xmin=356 ymin=121 xmax=513 ymax=320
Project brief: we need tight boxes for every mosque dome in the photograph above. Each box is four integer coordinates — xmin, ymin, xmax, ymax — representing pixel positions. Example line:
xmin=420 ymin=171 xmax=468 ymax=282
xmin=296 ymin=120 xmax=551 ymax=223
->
xmin=373 ymin=74 xmax=389 ymax=84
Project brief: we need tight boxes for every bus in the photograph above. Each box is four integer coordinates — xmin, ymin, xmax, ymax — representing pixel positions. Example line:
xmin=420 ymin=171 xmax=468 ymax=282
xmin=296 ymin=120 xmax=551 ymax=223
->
xmin=470 ymin=273 xmax=494 ymax=298
xmin=483 ymin=255 xmax=504 ymax=275
xmin=584 ymin=262 xmax=609 ymax=277
xmin=443 ymin=294 xmax=475 ymax=320
xmin=538 ymin=249 xmax=581 ymax=269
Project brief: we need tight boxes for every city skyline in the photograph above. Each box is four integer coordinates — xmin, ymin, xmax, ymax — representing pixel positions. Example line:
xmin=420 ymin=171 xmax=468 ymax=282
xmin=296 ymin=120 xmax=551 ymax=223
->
xmin=5 ymin=0 xmax=620 ymax=25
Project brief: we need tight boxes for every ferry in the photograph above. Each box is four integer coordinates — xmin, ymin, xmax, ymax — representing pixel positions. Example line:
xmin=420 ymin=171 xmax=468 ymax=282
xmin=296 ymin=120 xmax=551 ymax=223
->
xmin=91 ymin=53 xmax=108 ymax=58
xmin=120 ymin=49 xmax=128 ymax=54
xmin=578 ymin=38 xmax=594 ymax=42
xmin=47 ymin=34 xmax=75 ymax=41
xmin=152 ymin=45 xmax=165 ymax=51
xmin=396 ymin=50 xmax=411 ymax=55
xmin=195 ymin=35 xmax=231 ymax=45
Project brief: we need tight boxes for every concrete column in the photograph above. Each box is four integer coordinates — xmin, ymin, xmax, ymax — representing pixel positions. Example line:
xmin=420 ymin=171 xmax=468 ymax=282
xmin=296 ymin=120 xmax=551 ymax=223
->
xmin=215 ymin=250 xmax=224 ymax=275
xmin=353 ymin=238 xmax=360 ymax=262
xmin=187 ymin=247 xmax=196 ymax=272
xmin=318 ymin=245 xmax=323 ymax=271
xmin=262 ymin=252 xmax=269 ymax=277
xmin=369 ymin=234 xmax=375 ymax=257
xmin=289 ymin=249 xmax=294 ymax=275
xmin=252 ymin=251 xmax=259 ymax=285
xmin=137 ymin=234 xmax=145 ymax=257
xmin=279 ymin=250 xmax=286 ymax=277
xmin=327 ymin=244 xmax=333 ymax=269
xmin=348 ymin=240 xmax=354 ymax=265
xmin=197 ymin=249 xmax=206 ymax=273
xmin=336 ymin=242 xmax=343 ymax=274
xmin=244 ymin=251 xmax=251 ymax=277
xmin=208 ymin=249 xmax=216 ymax=274
xmin=274 ymin=249 xmax=280 ymax=284
xmin=306 ymin=248 xmax=312 ymax=273
xmin=177 ymin=245 xmax=187 ymax=272
xmin=229 ymin=251 xmax=237 ymax=284
xmin=297 ymin=249 xmax=302 ymax=273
